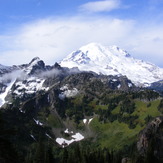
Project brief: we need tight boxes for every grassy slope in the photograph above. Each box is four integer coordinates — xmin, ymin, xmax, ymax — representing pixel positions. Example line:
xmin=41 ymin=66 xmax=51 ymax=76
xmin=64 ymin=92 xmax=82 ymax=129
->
xmin=132 ymin=100 xmax=160 ymax=120
xmin=90 ymin=118 xmax=142 ymax=150
xmin=33 ymin=94 xmax=162 ymax=152
xmin=89 ymin=99 xmax=161 ymax=151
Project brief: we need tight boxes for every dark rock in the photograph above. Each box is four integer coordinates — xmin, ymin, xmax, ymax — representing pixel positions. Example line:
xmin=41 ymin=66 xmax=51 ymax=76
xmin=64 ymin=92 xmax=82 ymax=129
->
xmin=28 ymin=58 xmax=46 ymax=75
xmin=137 ymin=116 xmax=163 ymax=160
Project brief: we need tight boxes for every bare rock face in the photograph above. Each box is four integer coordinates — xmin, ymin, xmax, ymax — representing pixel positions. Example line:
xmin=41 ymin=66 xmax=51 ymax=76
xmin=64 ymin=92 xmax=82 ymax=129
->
xmin=121 ymin=157 xmax=131 ymax=163
xmin=137 ymin=117 xmax=163 ymax=160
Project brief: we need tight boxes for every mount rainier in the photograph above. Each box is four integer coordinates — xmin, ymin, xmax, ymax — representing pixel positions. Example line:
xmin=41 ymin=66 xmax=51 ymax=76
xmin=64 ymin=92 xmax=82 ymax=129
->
xmin=60 ymin=43 xmax=163 ymax=86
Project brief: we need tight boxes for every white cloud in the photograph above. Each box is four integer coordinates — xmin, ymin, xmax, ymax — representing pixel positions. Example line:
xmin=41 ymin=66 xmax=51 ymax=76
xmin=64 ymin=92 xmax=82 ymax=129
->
xmin=0 ymin=16 xmax=163 ymax=68
xmin=0 ymin=17 xmax=134 ymax=65
xmin=79 ymin=0 xmax=121 ymax=13
xmin=125 ymin=26 xmax=163 ymax=66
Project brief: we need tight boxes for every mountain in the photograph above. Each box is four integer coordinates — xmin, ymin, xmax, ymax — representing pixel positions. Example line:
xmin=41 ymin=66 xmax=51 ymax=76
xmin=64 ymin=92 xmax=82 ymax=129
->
xmin=0 ymin=60 xmax=162 ymax=162
xmin=0 ymin=50 xmax=163 ymax=162
xmin=16 ymin=57 xmax=47 ymax=75
xmin=0 ymin=57 xmax=48 ymax=107
xmin=0 ymin=55 xmax=139 ymax=108
xmin=60 ymin=43 xmax=163 ymax=86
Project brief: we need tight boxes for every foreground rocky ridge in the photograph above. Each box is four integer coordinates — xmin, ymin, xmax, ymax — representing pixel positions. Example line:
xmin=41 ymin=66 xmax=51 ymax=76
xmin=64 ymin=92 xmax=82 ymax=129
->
xmin=137 ymin=116 xmax=163 ymax=161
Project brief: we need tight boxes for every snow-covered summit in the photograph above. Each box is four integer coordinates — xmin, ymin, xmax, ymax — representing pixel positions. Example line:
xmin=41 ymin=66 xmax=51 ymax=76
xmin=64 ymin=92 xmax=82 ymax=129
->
xmin=60 ymin=43 xmax=163 ymax=86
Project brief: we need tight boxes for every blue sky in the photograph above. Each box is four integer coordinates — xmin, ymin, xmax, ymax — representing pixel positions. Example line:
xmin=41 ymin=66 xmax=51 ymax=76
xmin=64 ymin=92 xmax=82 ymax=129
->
xmin=0 ymin=0 xmax=163 ymax=67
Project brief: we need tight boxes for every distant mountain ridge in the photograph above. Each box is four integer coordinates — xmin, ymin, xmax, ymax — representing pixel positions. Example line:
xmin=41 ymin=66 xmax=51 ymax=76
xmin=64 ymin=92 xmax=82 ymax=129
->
xmin=60 ymin=43 xmax=163 ymax=86
xmin=0 ymin=56 xmax=137 ymax=108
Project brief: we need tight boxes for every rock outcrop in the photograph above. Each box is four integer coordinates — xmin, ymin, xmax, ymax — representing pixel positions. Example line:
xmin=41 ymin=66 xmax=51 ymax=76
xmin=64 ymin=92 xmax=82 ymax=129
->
xmin=137 ymin=116 xmax=163 ymax=161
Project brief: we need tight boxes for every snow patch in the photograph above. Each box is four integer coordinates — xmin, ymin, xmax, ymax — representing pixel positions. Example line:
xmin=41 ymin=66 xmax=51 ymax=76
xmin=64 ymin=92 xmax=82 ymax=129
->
xmin=56 ymin=132 xmax=84 ymax=148
xmin=13 ymin=77 xmax=48 ymax=96
xmin=112 ymin=79 xmax=118 ymax=82
xmin=30 ymin=134 xmax=36 ymax=141
xmin=64 ymin=128 xmax=73 ymax=134
xmin=71 ymin=133 xmax=84 ymax=141
xmin=83 ymin=119 xmax=87 ymax=124
xmin=33 ymin=118 xmax=43 ymax=126
xmin=143 ymin=83 xmax=151 ymax=87
xmin=60 ymin=85 xmax=69 ymax=91
xmin=56 ymin=138 xmax=74 ymax=148
xmin=83 ymin=118 xmax=93 ymax=124
xmin=0 ymin=80 xmax=15 ymax=107
xmin=19 ymin=109 xmax=25 ymax=114
xmin=117 ymin=84 xmax=121 ymax=89
xmin=59 ymin=85 xmax=78 ymax=100
xmin=128 ymin=83 xmax=133 ymax=88
xmin=88 ymin=118 xmax=93 ymax=124
xmin=45 ymin=133 xmax=52 ymax=139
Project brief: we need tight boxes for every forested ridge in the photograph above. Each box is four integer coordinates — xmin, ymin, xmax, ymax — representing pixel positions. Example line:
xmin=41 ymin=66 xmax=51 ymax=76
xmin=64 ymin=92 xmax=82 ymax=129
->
xmin=0 ymin=87 xmax=163 ymax=163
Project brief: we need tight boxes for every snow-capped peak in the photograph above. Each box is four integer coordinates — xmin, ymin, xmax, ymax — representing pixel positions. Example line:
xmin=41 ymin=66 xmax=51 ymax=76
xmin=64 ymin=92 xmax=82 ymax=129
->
xmin=60 ymin=43 xmax=163 ymax=86
xmin=62 ymin=43 xmax=131 ymax=65
xmin=0 ymin=57 xmax=49 ymax=107
xmin=24 ymin=57 xmax=45 ymax=75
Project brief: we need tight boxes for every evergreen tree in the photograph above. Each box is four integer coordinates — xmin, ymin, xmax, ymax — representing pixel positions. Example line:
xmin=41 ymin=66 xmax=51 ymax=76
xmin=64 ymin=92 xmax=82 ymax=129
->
xmin=0 ymin=111 xmax=19 ymax=163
